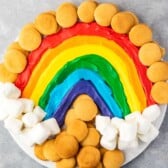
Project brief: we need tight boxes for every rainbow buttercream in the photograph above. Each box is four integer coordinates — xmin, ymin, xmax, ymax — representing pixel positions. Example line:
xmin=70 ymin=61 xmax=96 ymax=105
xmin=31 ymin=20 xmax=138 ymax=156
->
xmin=15 ymin=23 xmax=153 ymax=106
xmin=14 ymin=23 xmax=155 ymax=120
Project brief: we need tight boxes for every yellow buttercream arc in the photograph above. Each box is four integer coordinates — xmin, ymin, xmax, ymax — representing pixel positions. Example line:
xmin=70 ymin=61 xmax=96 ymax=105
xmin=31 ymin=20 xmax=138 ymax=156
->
xmin=23 ymin=36 xmax=146 ymax=112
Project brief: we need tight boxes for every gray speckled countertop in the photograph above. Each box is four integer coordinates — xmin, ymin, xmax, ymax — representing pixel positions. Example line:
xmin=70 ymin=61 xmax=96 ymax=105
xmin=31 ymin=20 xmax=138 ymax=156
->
xmin=0 ymin=0 xmax=168 ymax=168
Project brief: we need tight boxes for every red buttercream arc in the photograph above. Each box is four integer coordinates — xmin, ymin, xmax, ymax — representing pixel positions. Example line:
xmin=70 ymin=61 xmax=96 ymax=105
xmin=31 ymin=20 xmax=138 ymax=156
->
xmin=15 ymin=22 xmax=155 ymax=105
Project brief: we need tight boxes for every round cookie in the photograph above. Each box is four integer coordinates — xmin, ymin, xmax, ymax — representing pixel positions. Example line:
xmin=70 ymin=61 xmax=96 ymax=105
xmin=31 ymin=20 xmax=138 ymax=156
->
xmin=7 ymin=41 xmax=28 ymax=56
xmin=4 ymin=49 xmax=27 ymax=73
xmin=151 ymin=81 xmax=168 ymax=104
xmin=56 ymin=157 xmax=76 ymax=168
xmin=73 ymin=94 xmax=93 ymax=107
xmin=74 ymin=99 xmax=98 ymax=121
xmin=111 ymin=11 xmax=135 ymax=34
xmin=77 ymin=0 xmax=97 ymax=23
xmin=77 ymin=146 xmax=101 ymax=168
xmin=34 ymin=12 xmax=58 ymax=35
xmin=64 ymin=109 xmax=78 ymax=126
xmin=55 ymin=134 xmax=79 ymax=158
xmin=103 ymin=150 xmax=125 ymax=168
xmin=0 ymin=63 xmax=17 ymax=82
xmin=18 ymin=25 xmax=42 ymax=51
xmin=34 ymin=143 xmax=47 ymax=161
xmin=47 ymin=11 xmax=62 ymax=33
xmin=67 ymin=119 xmax=88 ymax=142
xmin=94 ymin=3 xmax=118 ymax=26
xmin=125 ymin=11 xmax=139 ymax=24
xmin=43 ymin=139 xmax=61 ymax=161
xmin=56 ymin=2 xmax=77 ymax=28
xmin=81 ymin=128 xmax=100 ymax=147
xmin=129 ymin=24 xmax=153 ymax=46
xmin=147 ymin=62 xmax=168 ymax=82
xmin=139 ymin=42 xmax=162 ymax=66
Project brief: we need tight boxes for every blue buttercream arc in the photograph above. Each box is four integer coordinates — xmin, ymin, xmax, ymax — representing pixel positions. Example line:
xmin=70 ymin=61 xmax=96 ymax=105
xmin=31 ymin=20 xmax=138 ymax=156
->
xmin=45 ymin=69 xmax=122 ymax=119
xmin=51 ymin=80 xmax=114 ymax=126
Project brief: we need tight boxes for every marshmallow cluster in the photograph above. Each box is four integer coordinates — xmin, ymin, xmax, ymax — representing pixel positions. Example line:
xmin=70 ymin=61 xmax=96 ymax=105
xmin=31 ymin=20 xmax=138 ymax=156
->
xmin=19 ymin=118 xmax=60 ymax=146
xmin=96 ymin=105 xmax=160 ymax=150
xmin=0 ymin=82 xmax=60 ymax=146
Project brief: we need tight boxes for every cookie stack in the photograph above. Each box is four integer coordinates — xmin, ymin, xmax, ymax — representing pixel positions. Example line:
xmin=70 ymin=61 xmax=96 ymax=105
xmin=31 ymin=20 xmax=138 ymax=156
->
xmin=34 ymin=95 xmax=125 ymax=168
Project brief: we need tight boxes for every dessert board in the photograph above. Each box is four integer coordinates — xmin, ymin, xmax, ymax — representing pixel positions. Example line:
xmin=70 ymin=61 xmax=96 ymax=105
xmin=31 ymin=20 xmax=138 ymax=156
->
xmin=0 ymin=0 xmax=168 ymax=168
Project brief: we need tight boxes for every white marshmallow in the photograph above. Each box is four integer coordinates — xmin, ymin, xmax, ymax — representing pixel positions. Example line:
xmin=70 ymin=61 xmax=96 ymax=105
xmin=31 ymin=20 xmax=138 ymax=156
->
xmin=125 ymin=112 xmax=152 ymax=135
xmin=4 ymin=118 xmax=23 ymax=134
xmin=95 ymin=115 xmax=111 ymax=134
xmin=102 ymin=124 xmax=118 ymax=141
xmin=142 ymin=105 xmax=161 ymax=122
xmin=22 ymin=112 xmax=39 ymax=128
xmin=30 ymin=123 xmax=51 ymax=145
xmin=138 ymin=125 xmax=159 ymax=143
xmin=118 ymin=138 xmax=139 ymax=150
xmin=111 ymin=117 xmax=125 ymax=130
xmin=6 ymin=99 xmax=24 ymax=118
xmin=19 ymin=129 xmax=35 ymax=146
xmin=0 ymin=82 xmax=21 ymax=99
xmin=137 ymin=116 xmax=152 ymax=135
xmin=100 ymin=137 xmax=117 ymax=150
xmin=20 ymin=98 xmax=34 ymax=113
xmin=33 ymin=106 xmax=46 ymax=121
xmin=41 ymin=118 xmax=60 ymax=136
xmin=119 ymin=121 xmax=137 ymax=141
xmin=125 ymin=111 xmax=141 ymax=123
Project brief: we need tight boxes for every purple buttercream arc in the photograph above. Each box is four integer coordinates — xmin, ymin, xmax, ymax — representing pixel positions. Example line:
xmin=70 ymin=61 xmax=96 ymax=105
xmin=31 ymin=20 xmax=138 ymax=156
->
xmin=52 ymin=80 xmax=113 ymax=126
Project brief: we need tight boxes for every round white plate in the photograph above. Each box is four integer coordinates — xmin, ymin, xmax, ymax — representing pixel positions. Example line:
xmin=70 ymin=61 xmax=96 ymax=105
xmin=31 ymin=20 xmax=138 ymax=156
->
xmin=9 ymin=105 xmax=167 ymax=168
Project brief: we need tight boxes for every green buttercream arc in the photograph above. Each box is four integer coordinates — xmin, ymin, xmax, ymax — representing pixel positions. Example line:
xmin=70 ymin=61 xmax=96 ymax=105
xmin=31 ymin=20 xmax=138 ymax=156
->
xmin=39 ymin=54 xmax=130 ymax=117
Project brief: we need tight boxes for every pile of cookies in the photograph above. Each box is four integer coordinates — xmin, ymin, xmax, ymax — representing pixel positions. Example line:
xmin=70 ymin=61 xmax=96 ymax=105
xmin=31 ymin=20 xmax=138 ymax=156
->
xmin=34 ymin=95 xmax=125 ymax=168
